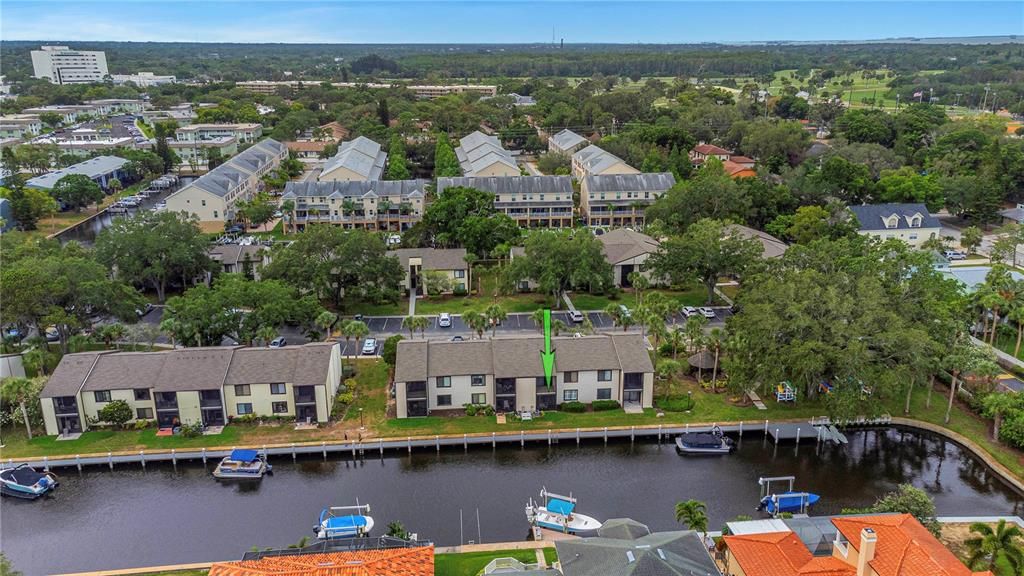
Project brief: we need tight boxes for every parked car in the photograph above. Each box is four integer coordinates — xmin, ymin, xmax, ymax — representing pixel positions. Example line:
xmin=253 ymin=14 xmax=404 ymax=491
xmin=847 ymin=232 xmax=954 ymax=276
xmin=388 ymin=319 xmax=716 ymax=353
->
xmin=618 ymin=304 xmax=631 ymax=319
xmin=438 ymin=313 xmax=452 ymax=328
xmin=569 ymin=310 xmax=584 ymax=323
xmin=698 ymin=307 xmax=716 ymax=319
xmin=45 ymin=327 xmax=60 ymax=342
xmin=450 ymin=335 xmax=465 ymax=342
xmin=136 ymin=303 xmax=154 ymax=317
xmin=681 ymin=306 xmax=698 ymax=318
xmin=361 ymin=338 xmax=378 ymax=355
xmin=944 ymin=250 xmax=967 ymax=260
xmin=387 ymin=234 xmax=402 ymax=246
xmin=226 ymin=224 xmax=244 ymax=234
xmin=4 ymin=325 xmax=25 ymax=340
xmin=572 ymin=332 xmax=583 ymax=338
xmin=269 ymin=337 xmax=287 ymax=348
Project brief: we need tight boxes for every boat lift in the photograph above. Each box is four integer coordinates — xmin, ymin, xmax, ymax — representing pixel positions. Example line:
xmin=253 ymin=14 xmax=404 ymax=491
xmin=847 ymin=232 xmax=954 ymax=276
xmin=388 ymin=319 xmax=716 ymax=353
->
xmin=757 ymin=476 xmax=814 ymax=517
xmin=319 ymin=504 xmax=373 ymax=539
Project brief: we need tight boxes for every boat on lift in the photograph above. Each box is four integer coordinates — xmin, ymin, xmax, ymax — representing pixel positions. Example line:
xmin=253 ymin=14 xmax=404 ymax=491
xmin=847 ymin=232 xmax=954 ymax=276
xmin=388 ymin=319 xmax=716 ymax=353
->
xmin=315 ymin=504 xmax=374 ymax=539
xmin=213 ymin=449 xmax=272 ymax=479
xmin=756 ymin=476 xmax=820 ymax=516
xmin=0 ymin=464 xmax=58 ymax=499
xmin=526 ymin=488 xmax=603 ymax=534
xmin=675 ymin=425 xmax=734 ymax=455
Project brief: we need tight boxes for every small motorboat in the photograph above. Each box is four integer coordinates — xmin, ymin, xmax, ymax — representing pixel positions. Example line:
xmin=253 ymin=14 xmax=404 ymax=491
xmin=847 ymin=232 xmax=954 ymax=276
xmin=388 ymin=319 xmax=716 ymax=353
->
xmin=212 ymin=449 xmax=271 ymax=479
xmin=526 ymin=488 xmax=602 ymax=534
xmin=758 ymin=491 xmax=821 ymax=515
xmin=315 ymin=504 xmax=374 ymax=539
xmin=0 ymin=464 xmax=58 ymax=499
xmin=675 ymin=426 xmax=734 ymax=455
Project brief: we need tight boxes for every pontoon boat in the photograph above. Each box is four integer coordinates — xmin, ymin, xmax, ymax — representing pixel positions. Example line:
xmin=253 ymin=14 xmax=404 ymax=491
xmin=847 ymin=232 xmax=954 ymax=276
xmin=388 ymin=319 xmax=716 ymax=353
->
xmin=213 ymin=449 xmax=272 ymax=479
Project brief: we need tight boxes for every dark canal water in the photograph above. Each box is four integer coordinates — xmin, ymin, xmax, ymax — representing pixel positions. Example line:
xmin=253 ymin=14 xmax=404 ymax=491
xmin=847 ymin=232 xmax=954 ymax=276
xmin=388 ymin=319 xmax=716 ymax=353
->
xmin=2 ymin=427 xmax=1021 ymax=575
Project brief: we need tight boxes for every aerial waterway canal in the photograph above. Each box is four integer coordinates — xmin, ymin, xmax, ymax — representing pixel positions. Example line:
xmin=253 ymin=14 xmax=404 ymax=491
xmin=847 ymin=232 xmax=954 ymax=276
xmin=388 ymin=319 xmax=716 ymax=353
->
xmin=2 ymin=427 xmax=1022 ymax=575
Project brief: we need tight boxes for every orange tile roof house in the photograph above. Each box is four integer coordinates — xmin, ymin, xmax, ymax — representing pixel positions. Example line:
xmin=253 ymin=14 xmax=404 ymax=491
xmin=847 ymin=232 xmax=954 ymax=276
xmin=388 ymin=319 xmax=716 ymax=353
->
xmin=209 ymin=545 xmax=434 ymax=576
xmin=723 ymin=514 xmax=991 ymax=576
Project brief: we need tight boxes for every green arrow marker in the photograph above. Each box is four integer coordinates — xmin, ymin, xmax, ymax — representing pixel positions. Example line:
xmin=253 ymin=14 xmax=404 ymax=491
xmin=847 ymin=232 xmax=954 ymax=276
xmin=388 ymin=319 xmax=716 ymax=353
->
xmin=541 ymin=309 xmax=555 ymax=389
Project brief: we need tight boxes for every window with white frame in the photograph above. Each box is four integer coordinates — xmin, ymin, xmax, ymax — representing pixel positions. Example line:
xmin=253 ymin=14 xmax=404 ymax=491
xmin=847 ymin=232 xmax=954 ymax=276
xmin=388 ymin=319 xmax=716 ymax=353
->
xmin=563 ymin=389 xmax=579 ymax=402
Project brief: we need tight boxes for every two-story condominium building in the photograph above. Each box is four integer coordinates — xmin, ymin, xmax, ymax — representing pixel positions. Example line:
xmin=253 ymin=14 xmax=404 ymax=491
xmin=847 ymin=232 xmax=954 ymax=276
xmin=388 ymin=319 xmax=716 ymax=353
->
xmin=0 ymin=114 xmax=42 ymax=139
xmin=436 ymin=175 xmax=574 ymax=228
xmin=318 ymin=136 xmax=388 ymax=181
xmin=548 ymin=129 xmax=589 ymax=155
xmin=164 ymin=139 xmax=288 ymax=223
xmin=394 ymin=333 xmax=654 ymax=417
xmin=389 ymin=248 xmax=470 ymax=296
xmin=169 ymin=136 xmax=239 ymax=171
xmin=85 ymin=99 xmax=148 ymax=115
xmin=25 ymin=155 xmax=129 ymax=192
xmin=22 ymin=104 xmax=99 ymax=124
xmin=455 ymin=131 xmax=519 ymax=177
xmin=175 ymin=123 xmax=263 ymax=144
xmin=847 ymin=203 xmax=940 ymax=248
xmin=580 ymin=172 xmax=675 ymax=228
xmin=281 ymin=179 xmax=428 ymax=232
xmin=410 ymin=84 xmax=498 ymax=99
xmin=110 ymin=72 xmax=177 ymax=87
xmin=598 ymin=228 xmax=662 ymax=287
xmin=571 ymin=145 xmax=639 ymax=179
xmin=39 ymin=343 xmax=342 ymax=436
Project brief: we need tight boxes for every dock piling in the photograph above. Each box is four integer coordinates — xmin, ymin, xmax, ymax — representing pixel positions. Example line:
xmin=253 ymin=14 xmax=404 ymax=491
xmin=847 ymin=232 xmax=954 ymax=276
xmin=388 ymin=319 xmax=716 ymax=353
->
xmin=43 ymin=456 xmax=48 ymax=472
xmin=739 ymin=421 xmax=744 ymax=437
xmin=658 ymin=424 xmax=662 ymax=442
xmin=379 ymin=438 xmax=384 ymax=455
xmin=408 ymin=437 xmax=412 ymax=453
xmin=765 ymin=419 xmax=769 ymax=433
xmin=202 ymin=448 xmax=207 ymax=464
xmin=631 ymin=426 xmax=635 ymax=443
xmin=139 ymin=451 xmax=145 ymax=469
xmin=76 ymin=455 xmax=82 ymax=472
xmin=795 ymin=427 xmax=801 ymax=443
xmin=774 ymin=429 xmax=780 ymax=445
xmin=436 ymin=435 xmax=440 ymax=452
xmin=520 ymin=431 xmax=525 ymax=447
xmin=604 ymin=427 xmax=608 ymax=444
xmin=108 ymin=452 xmax=113 ymax=469
xmin=491 ymin=432 xmax=496 ymax=448
xmin=464 ymin=434 xmax=468 ymax=451
xmin=291 ymin=443 xmax=296 ymax=461
xmin=322 ymin=441 xmax=327 ymax=459
xmin=548 ymin=429 xmax=552 ymax=445
xmin=576 ymin=428 xmax=580 ymax=445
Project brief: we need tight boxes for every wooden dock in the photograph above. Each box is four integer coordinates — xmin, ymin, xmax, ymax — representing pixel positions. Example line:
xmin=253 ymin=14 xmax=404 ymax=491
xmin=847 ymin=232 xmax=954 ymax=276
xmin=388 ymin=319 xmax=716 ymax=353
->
xmin=766 ymin=421 xmax=848 ymax=444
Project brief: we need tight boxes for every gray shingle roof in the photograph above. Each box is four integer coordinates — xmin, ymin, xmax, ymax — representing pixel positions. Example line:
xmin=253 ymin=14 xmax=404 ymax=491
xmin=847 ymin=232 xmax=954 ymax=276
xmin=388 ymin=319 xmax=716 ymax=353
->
xmin=726 ymin=224 xmax=788 ymax=259
xmin=283 ymin=179 xmax=429 ymax=200
xmin=848 ymin=203 xmax=940 ymax=232
xmin=437 ymin=175 xmax=572 ymax=197
xmin=171 ymin=138 xmax=286 ymax=199
xmin=26 ymin=156 xmax=129 ymax=190
xmin=573 ymin=145 xmax=635 ymax=175
xmin=394 ymin=334 xmax=653 ymax=382
xmin=322 ymin=136 xmax=387 ymax=180
xmin=208 ymin=244 xmax=266 ymax=267
xmin=550 ymin=129 xmax=588 ymax=151
xmin=390 ymin=248 xmax=468 ymax=272
xmin=40 ymin=352 xmax=107 ymax=398
xmin=43 ymin=343 xmax=339 ymax=395
xmin=583 ymin=173 xmax=676 ymax=194
xmin=455 ymin=131 xmax=516 ymax=176
xmin=556 ymin=527 xmax=721 ymax=576
xmin=598 ymin=228 xmax=661 ymax=265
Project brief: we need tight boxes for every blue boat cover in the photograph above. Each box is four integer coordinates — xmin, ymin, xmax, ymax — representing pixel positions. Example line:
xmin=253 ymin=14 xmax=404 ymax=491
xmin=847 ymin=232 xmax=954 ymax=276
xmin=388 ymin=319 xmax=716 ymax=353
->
xmin=326 ymin=515 xmax=368 ymax=529
xmin=230 ymin=449 xmax=259 ymax=462
xmin=547 ymin=498 xmax=575 ymax=516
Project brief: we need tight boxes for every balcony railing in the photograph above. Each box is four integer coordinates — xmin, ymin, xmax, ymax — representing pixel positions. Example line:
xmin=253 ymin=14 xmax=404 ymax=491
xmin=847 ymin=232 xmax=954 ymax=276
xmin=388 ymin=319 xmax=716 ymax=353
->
xmin=155 ymin=396 xmax=178 ymax=410
xmin=624 ymin=373 xmax=644 ymax=390
xmin=496 ymin=380 xmax=516 ymax=395
xmin=53 ymin=397 xmax=78 ymax=414
xmin=200 ymin=395 xmax=222 ymax=408
xmin=294 ymin=386 xmax=317 ymax=404
xmin=405 ymin=381 xmax=427 ymax=398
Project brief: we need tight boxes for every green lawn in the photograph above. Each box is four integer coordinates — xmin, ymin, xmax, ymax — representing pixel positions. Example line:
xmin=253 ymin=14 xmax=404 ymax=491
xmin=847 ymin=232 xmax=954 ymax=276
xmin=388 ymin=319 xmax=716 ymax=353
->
xmin=435 ymin=549 xmax=544 ymax=576
xmin=135 ymin=119 xmax=155 ymax=139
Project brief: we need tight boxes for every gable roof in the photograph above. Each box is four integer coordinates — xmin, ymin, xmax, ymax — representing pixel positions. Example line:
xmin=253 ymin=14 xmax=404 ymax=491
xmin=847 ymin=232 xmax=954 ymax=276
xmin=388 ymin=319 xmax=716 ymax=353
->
xmin=694 ymin=143 xmax=732 ymax=156
xmin=557 ymin=527 xmax=720 ymax=576
xmin=209 ymin=545 xmax=433 ymax=576
xmin=209 ymin=244 xmax=267 ymax=267
xmin=455 ymin=131 xmax=516 ymax=176
xmin=283 ymin=179 xmax=430 ymax=200
xmin=395 ymin=334 xmax=653 ymax=382
xmin=833 ymin=515 xmax=983 ymax=576
xmin=167 ymin=138 xmax=287 ymax=199
xmin=389 ymin=248 xmax=468 ymax=271
xmin=40 ymin=352 xmax=107 ymax=398
xmin=573 ymin=145 xmax=636 ymax=175
xmin=848 ymin=203 xmax=940 ymax=232
xmin=437 ymin=175 xmax=572 ymax=198
xmin=321 ymin=136 xmax=387 ymax=180
xmin=582 ymin=172 xmax=676 ymax=195
xmin=598 ymin=228 xmax=661 ymax=265
xmin=550 ymin=129 xmax=588 ymax=151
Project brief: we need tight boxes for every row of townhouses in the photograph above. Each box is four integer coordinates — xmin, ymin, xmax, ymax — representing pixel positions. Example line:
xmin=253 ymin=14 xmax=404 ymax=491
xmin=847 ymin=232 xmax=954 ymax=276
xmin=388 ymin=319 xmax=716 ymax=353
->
xmin=393 ymin=333 xmax=654 ymax=418
xmin=164 ymin=139 xmax=289 ymax=222
xmin=281 ymin=179 xmax=429 ymax=231
xmin=455 ymin=131 xmax=520 ymax=177
xmin=40 ymin=343 xmax=342 ymax=435
xmin=319 ymin=135 xmax=388 ymax=181
xmin=175 ymin=123 xmax=263 ymax=144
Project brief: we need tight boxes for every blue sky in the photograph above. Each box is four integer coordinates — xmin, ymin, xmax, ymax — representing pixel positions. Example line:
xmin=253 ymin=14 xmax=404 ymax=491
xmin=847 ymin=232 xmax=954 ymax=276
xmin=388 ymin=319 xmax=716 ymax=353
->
xmin=2 ymin=1 xmax=1022 ymax=44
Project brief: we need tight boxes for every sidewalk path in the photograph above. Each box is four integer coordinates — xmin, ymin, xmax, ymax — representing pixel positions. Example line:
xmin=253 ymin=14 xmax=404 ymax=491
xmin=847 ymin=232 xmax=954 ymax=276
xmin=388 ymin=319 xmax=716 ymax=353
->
xmin=972 ymin=336 xmax=1024 ymax=370
xmin=408 ymin=291 xmax=417 ymax=316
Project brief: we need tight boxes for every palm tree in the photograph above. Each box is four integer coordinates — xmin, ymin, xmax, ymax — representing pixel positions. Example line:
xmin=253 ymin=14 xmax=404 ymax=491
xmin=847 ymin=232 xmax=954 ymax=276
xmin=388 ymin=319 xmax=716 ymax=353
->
xmin=378 ymin=198 xmax=392 ymax=221
xmin=22 ymin=340 xmax=51 ymax=376
xmin=684 ymin=315 xmax=708 ymax=355
xmin=550 ymin=319 xmax=568 ymax=336
xmin=107 ymin=323 xmax=127 ymax=350
xmin=1 ymin=377 xmax=40 ymax=440
xmin=280 ymin=199 xmax=295 ymax=234
xmin=402 ymin=315 xmax=421 ymax=339
xmin=983 ymin=393 xmax=1019 ymax=441
xmin=604 ymin=303 xmax=633 ymax=332
xmin=159 ymin=317 xmax=180 ymax=348
xmin=256 ymin=325 xmax=277 ymax=347
xmin=965 ymin=519 xmax=1024 ymax=575
xmin=531 ymin=308 xmax=547 ymax=333
xmin=342 ymin=199 xmax=358 ymax=220
xmin=316 ymin=311 xmax=338 ymax=342
xmin=628 ymin=271 xmax=650 ymax=308
xmin=708 ymin=328 xmax=725 ymax=390
xmin=463 ymin=253 xmax=479 ymax=294
xmin=340 ymin=320 xmax=369 ymax=371
xmin=484 ymin=304 xmax=507 ymax=338
xmin=665 ymin=328 xmax=685 ymax=360
xmin=463 ymin=311 xmax=488 ymax=339
xmin=674 ymin=499 xmax=709 ymax=543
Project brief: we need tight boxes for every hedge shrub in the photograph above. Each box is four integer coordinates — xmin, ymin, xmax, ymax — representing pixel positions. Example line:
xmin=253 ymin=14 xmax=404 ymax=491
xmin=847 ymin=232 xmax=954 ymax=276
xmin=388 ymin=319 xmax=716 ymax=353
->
xmin=560 ymin=401 xmax=586 ymax=413
xmin=592 ymin=400 xmax=621 ymax=411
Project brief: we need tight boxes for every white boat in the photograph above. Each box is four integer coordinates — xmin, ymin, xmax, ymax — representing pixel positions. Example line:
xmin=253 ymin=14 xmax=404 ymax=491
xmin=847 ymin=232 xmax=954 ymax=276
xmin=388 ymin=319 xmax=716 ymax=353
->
xmin=315 ymin=504 xmax=374 ymax=539
xmin=675 ymin=426 xmax=735 ymax=455
xmin=525 ymin=488 xmax=602 ymax=534
xmin=0 ymin=464 xmax=58 ymax=499
xmin=212 ymin=449 xmax=271 ymax=479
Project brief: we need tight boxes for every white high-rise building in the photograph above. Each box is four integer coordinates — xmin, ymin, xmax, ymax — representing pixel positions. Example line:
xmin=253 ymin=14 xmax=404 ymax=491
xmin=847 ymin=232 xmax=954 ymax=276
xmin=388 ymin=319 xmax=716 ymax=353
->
xmin=31 ymin=45 xmax=109 ymax=85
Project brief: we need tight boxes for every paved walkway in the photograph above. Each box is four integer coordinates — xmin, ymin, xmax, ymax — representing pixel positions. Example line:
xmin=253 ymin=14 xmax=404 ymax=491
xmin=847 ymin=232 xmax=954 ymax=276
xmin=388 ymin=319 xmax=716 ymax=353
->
xmin=408 ymin=291 xmax=417 ymax=316
xmin=56 ymin=561 xmax=217 ymax=576
xmin=435 ymin=539 xmax=558 ymax=554
xmin=747 ymin=390 xmax=768 ymax=410
xmin=973 ymin=336 xmax=1024 ymax=370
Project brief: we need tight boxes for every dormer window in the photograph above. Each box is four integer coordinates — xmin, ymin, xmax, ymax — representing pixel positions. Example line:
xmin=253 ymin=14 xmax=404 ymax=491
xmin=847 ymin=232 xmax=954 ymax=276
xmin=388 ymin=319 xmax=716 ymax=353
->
xmin=909 ymin=214 xmax=922 ymax=228
xmin=884 ymin=215 xmax=899 ymax=229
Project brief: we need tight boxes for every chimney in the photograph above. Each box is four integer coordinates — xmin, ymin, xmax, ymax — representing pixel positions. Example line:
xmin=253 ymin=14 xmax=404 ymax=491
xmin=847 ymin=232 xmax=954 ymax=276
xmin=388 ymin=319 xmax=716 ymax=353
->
xmin=856 ymin=528 xmax=877 ymax=576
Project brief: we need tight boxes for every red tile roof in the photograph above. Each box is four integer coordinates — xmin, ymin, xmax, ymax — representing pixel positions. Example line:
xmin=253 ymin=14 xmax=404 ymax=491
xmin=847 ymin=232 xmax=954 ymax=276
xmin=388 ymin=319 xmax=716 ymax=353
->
xmin=208 ymin=546 xmax=433 ymax=576
xmin=726 ymin=515 xmax=989 ymax=576
xmin=833 ymin=515 xmax=986 ymax=576
xmin=723 ymin=160 xmax=757 ymax=178
xmin=694 ymin=143 xmax=732 ymax=156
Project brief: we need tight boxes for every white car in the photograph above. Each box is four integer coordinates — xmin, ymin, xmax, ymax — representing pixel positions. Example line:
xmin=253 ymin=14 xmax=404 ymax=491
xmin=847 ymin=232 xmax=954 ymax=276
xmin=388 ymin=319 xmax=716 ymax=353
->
xmin=944 ymin=250 xmax=967 ymax=260
xmin=387 ymin=234 xmax=402 ymax=246
xmin=438 ymin=313 xmax=452 ymax=328
xmin=361 ymin=338 xmax=378 ymax=355
xmin=699 ymin=307 xmax=716 ymax=319
xmin=569 ymin=310 xmax=584 ymax=323
xmin=681 ymin=306 xmax=698 ymax=318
